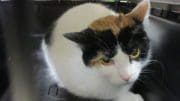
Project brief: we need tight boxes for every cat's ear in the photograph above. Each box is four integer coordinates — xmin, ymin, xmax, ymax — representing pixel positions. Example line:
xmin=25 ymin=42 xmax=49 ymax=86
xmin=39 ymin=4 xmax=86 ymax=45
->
xmin=126 ymin=0 xmax=150 ymax=22
xmin=63 ymin=32 xmax=91 ymax=45
xmin=64 ymin=32 xmax=83 ymax=44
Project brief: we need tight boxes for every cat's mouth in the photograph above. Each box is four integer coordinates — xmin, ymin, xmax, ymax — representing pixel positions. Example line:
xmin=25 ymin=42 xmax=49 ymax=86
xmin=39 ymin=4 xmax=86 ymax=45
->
xmin=118 ymin=77 xmax=133 ymax=85
xmin=119 ymin=74 xmax=132 ymax=82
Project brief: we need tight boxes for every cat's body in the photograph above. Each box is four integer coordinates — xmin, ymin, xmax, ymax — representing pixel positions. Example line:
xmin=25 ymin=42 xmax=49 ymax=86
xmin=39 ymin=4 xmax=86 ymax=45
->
xmin=44 ymin=0 xmax=151 ymax=101
xmin=46 ymin=3 xmax=126 ymax=100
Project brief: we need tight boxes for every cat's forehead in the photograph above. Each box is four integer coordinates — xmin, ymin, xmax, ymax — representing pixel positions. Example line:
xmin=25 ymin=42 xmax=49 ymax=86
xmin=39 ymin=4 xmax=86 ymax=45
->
xmin=89 ymin=14 xmax=136 ymax=36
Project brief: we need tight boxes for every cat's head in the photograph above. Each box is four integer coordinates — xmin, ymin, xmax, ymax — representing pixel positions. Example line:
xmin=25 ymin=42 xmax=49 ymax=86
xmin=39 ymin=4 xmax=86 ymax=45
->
xmin=64 ymin=0 xmax=150 ymax=85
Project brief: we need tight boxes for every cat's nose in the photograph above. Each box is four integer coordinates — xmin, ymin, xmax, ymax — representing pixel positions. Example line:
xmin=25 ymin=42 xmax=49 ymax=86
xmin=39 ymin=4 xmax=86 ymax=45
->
xmin=120 ymin=74 xmax=131 ymax=82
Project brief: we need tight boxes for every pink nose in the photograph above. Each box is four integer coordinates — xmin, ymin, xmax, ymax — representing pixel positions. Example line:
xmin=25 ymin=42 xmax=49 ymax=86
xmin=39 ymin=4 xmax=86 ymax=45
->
xmin=120 ymin=75 xmax=131 ymax=81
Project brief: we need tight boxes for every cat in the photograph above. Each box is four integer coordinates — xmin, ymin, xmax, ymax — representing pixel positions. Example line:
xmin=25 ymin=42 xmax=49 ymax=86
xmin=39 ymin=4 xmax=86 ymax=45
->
xmin=43 ymin=0 xmax=151 ymax=101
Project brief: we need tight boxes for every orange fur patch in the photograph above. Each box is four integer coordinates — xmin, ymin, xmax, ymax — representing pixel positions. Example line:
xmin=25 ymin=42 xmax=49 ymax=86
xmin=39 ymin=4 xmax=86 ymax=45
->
xmin=89 ymin=52 xmax=104 ymax=66
xmin=89 ymin=14 xmax=135 ymax=36
xmin=89 ymin=0 xmax=150 ymax=36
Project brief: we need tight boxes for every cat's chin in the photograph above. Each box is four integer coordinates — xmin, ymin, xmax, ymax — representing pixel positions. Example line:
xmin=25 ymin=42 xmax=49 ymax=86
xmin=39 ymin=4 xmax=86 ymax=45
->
xmin=108 ymin=78 xmax=136 ymax=86
xmin=61 ymin=71 xmax=135 ymax=100
xmin=65 ymin=82 xmax=132 ymax=100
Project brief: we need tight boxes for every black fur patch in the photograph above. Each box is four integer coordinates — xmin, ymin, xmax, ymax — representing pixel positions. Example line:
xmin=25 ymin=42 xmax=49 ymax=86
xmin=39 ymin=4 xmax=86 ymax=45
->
xmin=64 ymin=24 xmax=150 ymax=66
xmin=64 ymin=28 xmax=117 ymax=65
xmin=118 ymin=24 xmax=150 ymax=60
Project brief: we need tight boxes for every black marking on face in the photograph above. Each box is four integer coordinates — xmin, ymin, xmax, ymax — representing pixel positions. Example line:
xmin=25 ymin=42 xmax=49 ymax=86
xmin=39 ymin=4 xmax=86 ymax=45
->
xmin=64 ymin=24 xmax=150 ymax=66
xmin=118 ymin=24 xmax=150 ymax=61
xmin=64 ymin=28 xmax=117 ymax=66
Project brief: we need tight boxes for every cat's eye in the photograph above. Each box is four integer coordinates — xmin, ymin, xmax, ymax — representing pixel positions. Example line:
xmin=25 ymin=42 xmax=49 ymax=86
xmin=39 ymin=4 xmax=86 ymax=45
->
xmin=129 ymin=48 xmax=141 ymax=59
xmin=100 ymin=57 xmax=114 ymax=65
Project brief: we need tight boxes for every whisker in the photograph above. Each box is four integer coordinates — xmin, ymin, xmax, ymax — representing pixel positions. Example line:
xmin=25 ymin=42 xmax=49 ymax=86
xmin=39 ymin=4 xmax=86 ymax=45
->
xmin=140 ymin=75 xmax=152 ymax=80
xmin=136 ymin=78 xmax=146 ymax=84
xmin=141 ymin=69 xmax=155 ymax=72
xmin=140 ymin=69 xmax=155 ymax=75
xmin=140 ymin=71 xmax=154 ymax=74
xmin=146 ymin=59 xmax=166 ymax=83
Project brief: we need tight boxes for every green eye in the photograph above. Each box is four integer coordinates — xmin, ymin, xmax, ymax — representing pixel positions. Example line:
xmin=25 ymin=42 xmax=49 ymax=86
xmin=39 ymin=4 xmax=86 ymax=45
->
xmin=100 ymin=57 xmax=113 ymax=65
xmin=129 ymin=48 xmax=141 ymax=59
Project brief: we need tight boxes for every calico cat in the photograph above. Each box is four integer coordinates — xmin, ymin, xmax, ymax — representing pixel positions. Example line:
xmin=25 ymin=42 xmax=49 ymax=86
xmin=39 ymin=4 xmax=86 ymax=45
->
xmin=44 ymin=0 xmax=151 ymax=101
